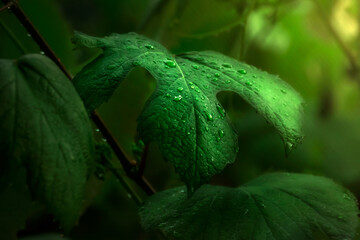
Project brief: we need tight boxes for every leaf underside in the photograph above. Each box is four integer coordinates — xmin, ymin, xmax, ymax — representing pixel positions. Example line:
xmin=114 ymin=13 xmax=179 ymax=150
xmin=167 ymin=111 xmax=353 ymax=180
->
xmin=72 ymin=31 xmax=304 ymax=192
xmin=0 ymin=54 xmax=95 ymax=231
xmin=139 ymin=173 xmax=359 ymax=240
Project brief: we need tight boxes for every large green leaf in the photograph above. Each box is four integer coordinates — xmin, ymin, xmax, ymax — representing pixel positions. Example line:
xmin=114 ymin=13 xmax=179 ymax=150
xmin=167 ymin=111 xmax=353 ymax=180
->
xmin=0 ymin=54 xmax=95 ymax=231
xmin=72 ymin=32 xmax=303 ymax=192
xmin=139 ymin=173 xmax=359 ymax=240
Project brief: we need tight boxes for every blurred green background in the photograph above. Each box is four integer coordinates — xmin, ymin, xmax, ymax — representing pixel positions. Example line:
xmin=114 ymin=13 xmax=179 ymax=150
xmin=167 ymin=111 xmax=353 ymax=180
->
xmin=1 ymin=0 xmax=360 ymax=239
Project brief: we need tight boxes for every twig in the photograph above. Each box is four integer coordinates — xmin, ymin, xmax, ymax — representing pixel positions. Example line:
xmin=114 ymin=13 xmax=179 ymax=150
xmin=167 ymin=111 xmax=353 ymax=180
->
xmin=0 ymin=1 xmax=12 ymax=12
xmin=1 ymin=0 xmax=156 ymax=196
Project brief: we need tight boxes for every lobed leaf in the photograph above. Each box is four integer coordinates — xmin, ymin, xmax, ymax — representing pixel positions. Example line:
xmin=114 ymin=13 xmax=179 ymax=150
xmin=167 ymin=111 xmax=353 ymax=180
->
xmin=72 ymin=32 xmax=304 ymax=192
xmin=0 ymin=54 xmax=95 ymax=231
xmin=139 ymin=173 xmax=359 ymax=240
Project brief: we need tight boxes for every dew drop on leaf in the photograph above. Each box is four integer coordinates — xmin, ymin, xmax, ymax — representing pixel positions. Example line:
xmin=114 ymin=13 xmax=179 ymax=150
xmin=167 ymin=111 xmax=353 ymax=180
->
xmin=238 ymin=69 xmax=247 ymax=74
xmin=216 ymin=104 xmax=226 ymax=117
xmin=192 ymin=65 xmax=199 ymax=70
xmin=218 ymin=129 xmax=224 ymax=138
xmin=244 ymin=209 xmax=249 ymax=215
xmin=177 ymin=87 xmax=184 ymax=92
xmin=222 ymin=63 xmax=232 ymax=68
xmin=174 ymin=95 xmax=183 ymax=102
xmin=164 ymin=60 xmax=176 ymax=68
xmin=246 ymin=81 xmax=253 ymax=86
xmin=145 ymin=44 xmax=154 ymax=50
xmin=206 ymin=112 xmax=214 ymax=121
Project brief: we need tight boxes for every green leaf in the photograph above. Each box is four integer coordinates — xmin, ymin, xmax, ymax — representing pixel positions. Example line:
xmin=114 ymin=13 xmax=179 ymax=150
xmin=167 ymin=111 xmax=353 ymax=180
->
xmin=0 ymin=54 xmax=95 ymax=231
xmin=72 ymin=32 xmax=304 ymax=192
xmin=139 ymin=173 xmax=359 ymax=240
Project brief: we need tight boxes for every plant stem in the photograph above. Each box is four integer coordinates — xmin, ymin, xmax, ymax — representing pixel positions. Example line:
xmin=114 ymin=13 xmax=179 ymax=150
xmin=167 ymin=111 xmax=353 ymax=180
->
xmin=0 ymin=1 xmax=12 ymax=12
xmin=1 ymin=0 xmax=156 ymax=197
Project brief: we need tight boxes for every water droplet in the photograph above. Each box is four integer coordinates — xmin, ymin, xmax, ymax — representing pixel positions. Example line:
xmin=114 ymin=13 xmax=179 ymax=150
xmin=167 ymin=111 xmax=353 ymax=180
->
xmin=192 ymin=64 xmax=199 ymax=70
xmin=145 ymin=44 xmax=154 ymax=50
xmin=222 ymin=63 xmax=232 ymax=68
xmin=127 ymin=193 xmax=132 ymax=199
xmin=189 ymin=82 xmax=193 ymax=85
xmin=182 ymin=119 xmax=186 ymax=123
xmin=166 ymin=93 xmax=171 ymax=98
xmin=163 ymin=107 xmax=168 ymax=111
xmin=206 ymin=113 xmax=214 ymax=121
xmin=216 ymin=137 xmax=221 ymax=142
xmin=164 ymin=60 xmax=176 ymax=68
xmin=205 ymin=126 xmax=209 ymax=131
xmin=27 ymin=33 xmax=31 ymax=38
xmin=186 ymin=131 xmax=191 ymax=135
xmin=238 ymin=69 xmax=247 ymax=74
xmin=177 ymin=87 xmax=184 ymax=92
xmin=218 ymin=129 xmax=224 ymax=137
xmin=206 ymin=74 xmax=211 ymax=78
xmin=40 ymin=51 xmax=45 ymax=55
xmin=261 ymin=203 xmax=266 ymax=208
xmin=212 ymin=78 xmax=218 ymax=82
xmin=252 ymin=75 xmax=257 ymax=78
xmin=133 ymin=61 xmax=140 ymax=66
xmin=95 ymin=129 xmax=100 ymax=132
xmin=225 ymin=80 xmax=231 ymax=84
xmin=107 ymin=64 xmax=117 ymax=70
xmin=343 ymin=193 xmax=351 ymax=200
xmin=246 ymin=81 xmax=253 ymax=86
xmin=102 ymin=138 xmax=107 ymax=142
xmin=281 ymin=89 xmax=287 ymax=94
xmin=216 ymin=104 xmax=226 ymax=117
xmin=204 ymin=85 xmax=209 ymax=89
xmin=244 ymin=209 xmax=249 ymax=215
xmin=214 ymin=73 xmax=220 ymax=77
xmin=174 ymin=95 xmax=183 ymax=102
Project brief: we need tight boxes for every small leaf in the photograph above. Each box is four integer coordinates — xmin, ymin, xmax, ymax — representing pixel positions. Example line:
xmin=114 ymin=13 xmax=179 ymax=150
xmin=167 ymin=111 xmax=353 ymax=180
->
xmin=0 ymin=54 xmax=95 ymax=231
xmin=72 ymin=32 xmax=304 ymax=192
xmin=139 ymin=173 xmax=359 ymax=240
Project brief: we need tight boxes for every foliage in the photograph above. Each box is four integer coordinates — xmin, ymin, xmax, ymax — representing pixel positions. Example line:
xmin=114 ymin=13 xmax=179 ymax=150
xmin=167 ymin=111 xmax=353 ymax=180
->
xmin=0 ymin=0 xmax=359 ymax=239
xmin=72 ymin=31 xmax=303 ymax=193
xmin=0 ymin=54 xmax=95 ymax=231
xmin=140 ymin=173 xmax=358 ymax=240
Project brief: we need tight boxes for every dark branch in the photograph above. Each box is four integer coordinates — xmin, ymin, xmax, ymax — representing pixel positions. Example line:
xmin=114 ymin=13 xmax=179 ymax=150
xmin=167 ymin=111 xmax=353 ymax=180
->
xmin=2 ymin=0 xmax=156 ymax=195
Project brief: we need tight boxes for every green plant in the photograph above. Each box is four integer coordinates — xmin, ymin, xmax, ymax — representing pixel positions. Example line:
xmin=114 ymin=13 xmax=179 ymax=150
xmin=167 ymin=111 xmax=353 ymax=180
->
xmin=1 ymin=1 xmax=360 ymax=240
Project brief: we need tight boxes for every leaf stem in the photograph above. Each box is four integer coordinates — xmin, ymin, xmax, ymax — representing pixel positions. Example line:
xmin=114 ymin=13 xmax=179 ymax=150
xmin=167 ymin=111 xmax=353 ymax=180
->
xmin=1 ymin=0 xmax=156 ymax=198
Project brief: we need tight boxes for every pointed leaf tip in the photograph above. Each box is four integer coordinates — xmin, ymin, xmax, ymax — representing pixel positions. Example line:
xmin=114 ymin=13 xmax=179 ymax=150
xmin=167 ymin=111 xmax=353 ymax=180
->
xmin=72 ymin=31 xmax=104 ymax=48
